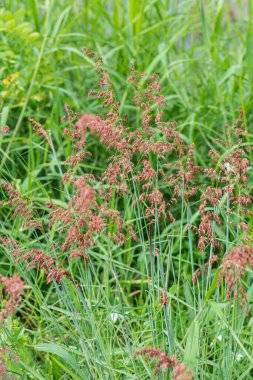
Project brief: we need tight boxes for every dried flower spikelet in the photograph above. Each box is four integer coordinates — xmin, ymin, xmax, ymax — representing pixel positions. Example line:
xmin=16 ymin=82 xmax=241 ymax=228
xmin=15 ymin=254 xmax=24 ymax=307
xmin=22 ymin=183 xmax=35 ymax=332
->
xmin=197 ymin=113 xmax=252 ymax=252
xmin=172 ymin=363 xmax=194 ymax=380
xmin=135 ymin=347 xmax=193 ymax=379
xmin=135 ymin=347 xmax=174 ymax=375
xmin=0 ymin=182 xmax=34 ymax=221
xmin=0 ymin=238 xmax=71 ymax=285
xmin=0 ymin=125 xmax=10 ymax=135
xmin=24 ymin=249 xmax=71 ymax=284
xmin=154 ymin=247 xmax=160 ymax=256
xmin=219 ymin=245 xmax=253 ymax=307
xmin=192 ymin=255 xmax=219 ymax=283
xmin=197 ymin=186 xmax=223 ymax=252
xmin=0 ymin=273 xmax=25 ymax=323
xmin=75 ymin=52 xmax=197 ymax=225
xmin=160 ymin=289 xmax=168 ymax=306
xmin=28 ymin=118 xmax=52 ymax=147
xmin=0 ymin=182 xmax=44 ymax=234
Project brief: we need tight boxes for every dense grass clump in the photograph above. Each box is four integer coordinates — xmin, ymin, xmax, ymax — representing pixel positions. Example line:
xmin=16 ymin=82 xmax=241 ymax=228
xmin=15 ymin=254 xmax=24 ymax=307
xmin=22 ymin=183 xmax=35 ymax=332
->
xmin=1 ymin=1 xmax=253 ymax=379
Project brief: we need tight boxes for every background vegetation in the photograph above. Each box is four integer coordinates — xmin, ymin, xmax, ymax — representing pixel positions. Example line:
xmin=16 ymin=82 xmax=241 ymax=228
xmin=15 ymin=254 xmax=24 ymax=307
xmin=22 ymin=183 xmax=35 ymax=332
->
xmin=1 ymin=1 xmax=253 ymax=379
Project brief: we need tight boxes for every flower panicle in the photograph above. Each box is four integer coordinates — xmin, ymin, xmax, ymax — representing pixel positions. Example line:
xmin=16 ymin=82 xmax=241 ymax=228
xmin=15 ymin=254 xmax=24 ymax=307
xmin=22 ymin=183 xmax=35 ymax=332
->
xmin=0 ymin=273 xmax=25 ymax=323
xmin=135 ymin=347 xmax=193 ymax=379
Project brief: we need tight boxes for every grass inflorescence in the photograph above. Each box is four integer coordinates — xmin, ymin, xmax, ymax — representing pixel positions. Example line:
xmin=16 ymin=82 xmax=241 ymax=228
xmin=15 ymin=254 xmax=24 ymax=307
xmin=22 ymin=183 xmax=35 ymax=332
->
xmin=1 ymin=1 xmax=253 ymax=379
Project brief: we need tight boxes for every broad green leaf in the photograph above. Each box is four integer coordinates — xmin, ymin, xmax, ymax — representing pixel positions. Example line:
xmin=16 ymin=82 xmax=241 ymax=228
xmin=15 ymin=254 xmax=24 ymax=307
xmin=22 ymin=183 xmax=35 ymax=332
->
xmin=36 ymin=343 xmax=83 ymax=377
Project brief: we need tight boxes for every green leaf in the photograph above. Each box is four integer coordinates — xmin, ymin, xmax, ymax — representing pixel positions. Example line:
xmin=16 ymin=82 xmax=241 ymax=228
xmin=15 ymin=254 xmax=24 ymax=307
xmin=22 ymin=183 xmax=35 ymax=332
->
xmin=219 ymin=64 xmax=240 ymax=85
xmin=210 ymin=302 xmax=253 ymax=365
xmin=184 ymin=319 xmax=199 ymax=370
xmin=36 ymin=343 xmax=83 ymax=379
xmin=0 ymin=106 xmax=9 ymax=130
xmin=204 ymin=268 xmax=221 ymax=304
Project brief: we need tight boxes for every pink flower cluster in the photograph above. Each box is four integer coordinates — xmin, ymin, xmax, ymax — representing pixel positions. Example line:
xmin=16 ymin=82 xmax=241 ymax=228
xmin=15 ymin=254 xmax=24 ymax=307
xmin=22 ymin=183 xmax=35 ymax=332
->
xmin=0 ymin=182 xmax=43 ymax=232
xmin=0 ymin=181 xmax=72 ymax=284
xmin=0 ymin=238 xmax=71 ymax=285
xmin=1 ymin=50 xmax=252 ymax=320
xmin=28 ymin=118 xmax=52 ymax=147
xmin=0 ymin=125 xmax=10 ymax=135
xmin=75 ymin=49 xmax=198 ymax=222
xmin=0 ymin=182 xmax=33 ymax=220
xmin=219 ymin=245 xmax=253 ymax=307
xmin=0 ymin=273 xmax=25 ymax=323
xmin=135 ymin=347 xmax=193 ymax=379
xmin=197 ymin=111 xmax=252 ymax=252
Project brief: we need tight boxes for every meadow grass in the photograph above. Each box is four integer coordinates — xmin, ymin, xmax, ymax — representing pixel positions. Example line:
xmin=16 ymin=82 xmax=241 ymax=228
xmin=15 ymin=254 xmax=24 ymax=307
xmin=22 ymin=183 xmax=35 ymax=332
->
xmin=1 ymin=1 xmax=253 ymax=379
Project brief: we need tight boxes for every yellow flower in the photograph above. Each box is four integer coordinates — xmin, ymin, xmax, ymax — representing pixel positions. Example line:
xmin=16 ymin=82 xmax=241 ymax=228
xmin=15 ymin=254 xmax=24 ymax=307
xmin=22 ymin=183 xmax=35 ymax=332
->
xmin=2 ymin=72 xmax=20 ymax=86
xmin=3 ymin=78 xmax=11 ymax=86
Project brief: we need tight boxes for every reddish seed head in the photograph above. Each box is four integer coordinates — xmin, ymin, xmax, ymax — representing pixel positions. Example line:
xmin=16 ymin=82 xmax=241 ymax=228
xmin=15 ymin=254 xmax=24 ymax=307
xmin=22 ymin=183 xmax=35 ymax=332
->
xmin=135 ymin=347 xmax=193 ymax=379
xmin=219 ymin=245 xmax=253 ymax=307
xmin=160 ymin=289 xmax=168 ymax=306
xmin=172 ymin=363 xmax=194 ymax=380
xmin=0 ymin=125 xmax=10 ymax=134
xmin=0 ymin=273 xmax=25 ymax=323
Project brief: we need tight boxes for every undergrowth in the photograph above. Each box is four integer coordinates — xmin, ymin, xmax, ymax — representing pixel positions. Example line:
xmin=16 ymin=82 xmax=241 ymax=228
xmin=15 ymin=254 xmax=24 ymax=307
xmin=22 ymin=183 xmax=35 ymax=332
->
xmin=1 ymin=1 xmax=253 ymax=380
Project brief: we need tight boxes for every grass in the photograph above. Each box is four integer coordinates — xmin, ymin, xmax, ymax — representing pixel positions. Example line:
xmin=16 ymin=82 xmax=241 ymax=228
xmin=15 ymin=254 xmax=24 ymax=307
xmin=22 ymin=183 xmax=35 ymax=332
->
xmin=1 ymin=1 xmax=253 ymax=379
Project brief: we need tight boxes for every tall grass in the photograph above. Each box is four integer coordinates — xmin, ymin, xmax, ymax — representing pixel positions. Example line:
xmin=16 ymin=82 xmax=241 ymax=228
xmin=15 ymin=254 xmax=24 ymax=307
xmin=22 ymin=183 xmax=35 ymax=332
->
xmin=1 ymin=1 xmax=253 ymax=379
